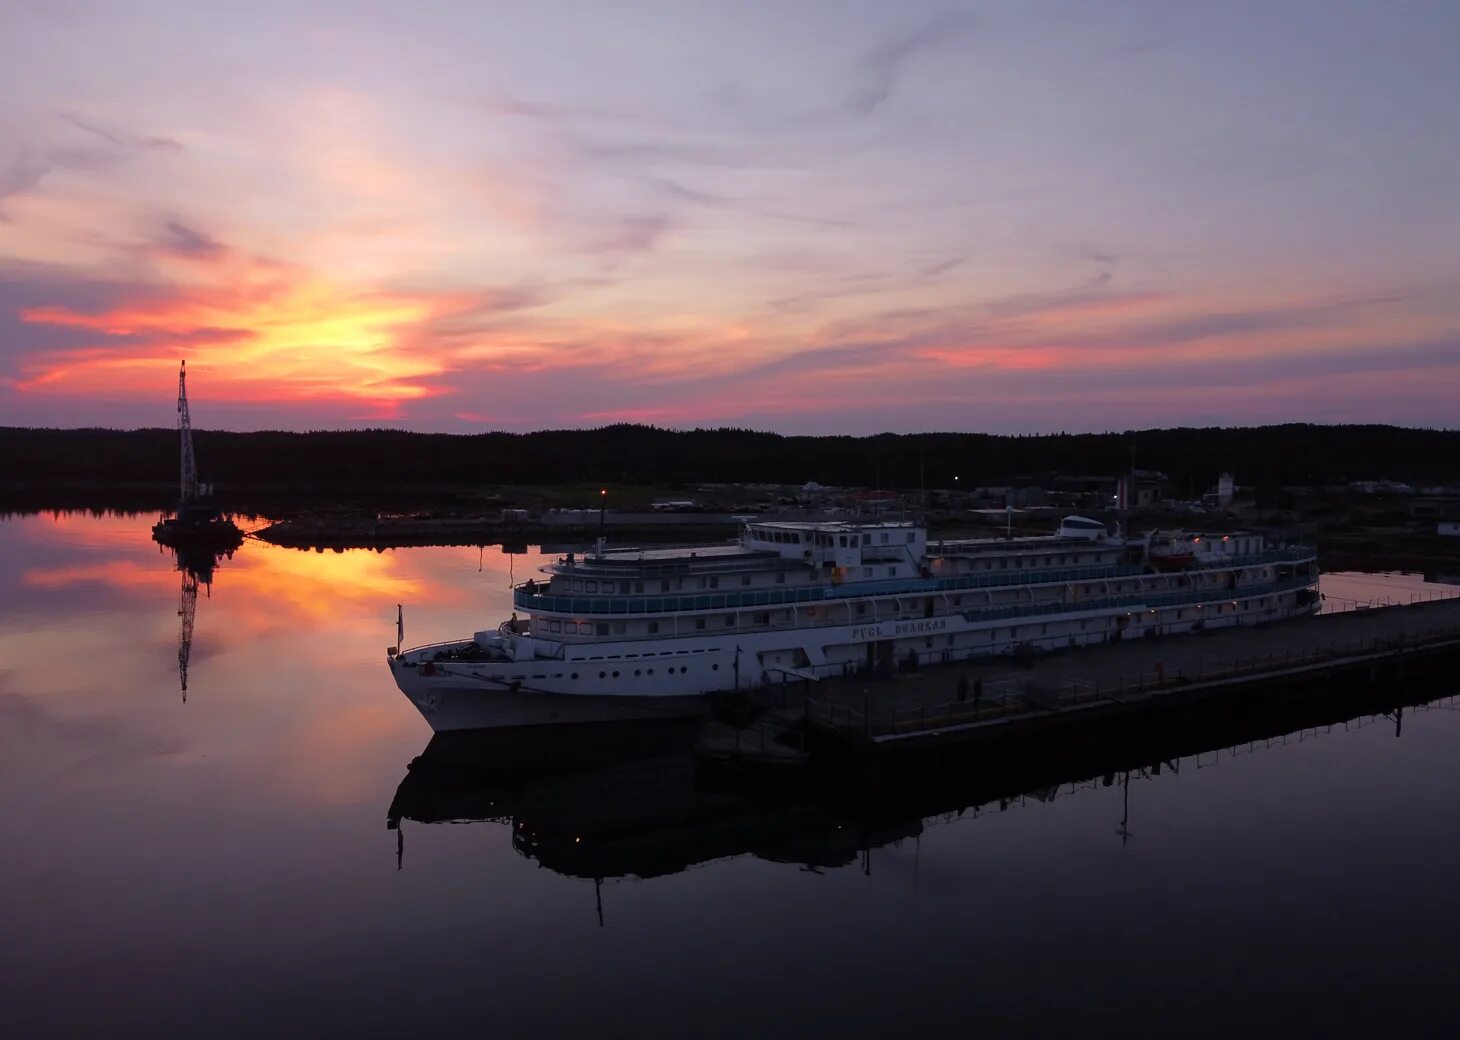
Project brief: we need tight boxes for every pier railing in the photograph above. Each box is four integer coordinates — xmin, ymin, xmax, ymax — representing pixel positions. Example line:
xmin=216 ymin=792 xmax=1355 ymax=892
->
xmin=1320 ymin=587 xmax=1460 ymax=614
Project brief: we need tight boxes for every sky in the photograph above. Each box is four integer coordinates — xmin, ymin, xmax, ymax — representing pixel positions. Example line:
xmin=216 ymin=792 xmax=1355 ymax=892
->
xmin=1 ymin=0 xmax=1457 ymax=434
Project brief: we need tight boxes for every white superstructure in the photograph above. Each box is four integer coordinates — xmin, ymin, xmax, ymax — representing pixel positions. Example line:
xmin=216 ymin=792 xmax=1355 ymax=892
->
xmin=388 ymin=516 xmax=1319 ymax=731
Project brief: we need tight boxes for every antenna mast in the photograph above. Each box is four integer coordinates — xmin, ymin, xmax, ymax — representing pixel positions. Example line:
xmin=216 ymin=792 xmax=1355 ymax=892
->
xmin=178 ymin=361 xmax=199 ymax=503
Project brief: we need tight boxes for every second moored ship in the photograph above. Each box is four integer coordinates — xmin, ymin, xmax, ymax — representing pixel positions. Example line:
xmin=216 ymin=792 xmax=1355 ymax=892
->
xmin=387 ymin=516 xmax=1319 ymax=732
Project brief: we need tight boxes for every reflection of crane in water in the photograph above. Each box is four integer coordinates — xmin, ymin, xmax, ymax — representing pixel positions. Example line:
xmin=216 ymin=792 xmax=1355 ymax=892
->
xmin=169 ymin=541 xmax=226 ymax=702
xmin=178 ymin=565 xmax=199 ymax=701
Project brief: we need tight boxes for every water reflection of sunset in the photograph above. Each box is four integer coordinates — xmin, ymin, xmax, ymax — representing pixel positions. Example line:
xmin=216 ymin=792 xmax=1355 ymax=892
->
xmin=23 ymin=510 xmax=166 ymax=550
xmin=21 ymin=522 xmax=445 ymax=625
xmin=225 ymin=545 xmax=437 ymax=622
xmin=2 ymin=513 xmax=546 ymax=806
xmin=24 ymin=558 xmax=179 ymax=592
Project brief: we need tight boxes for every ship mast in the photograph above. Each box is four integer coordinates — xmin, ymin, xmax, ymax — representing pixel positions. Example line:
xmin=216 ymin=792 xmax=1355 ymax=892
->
xmin=177 ymin=360 xmax=199 ymax=503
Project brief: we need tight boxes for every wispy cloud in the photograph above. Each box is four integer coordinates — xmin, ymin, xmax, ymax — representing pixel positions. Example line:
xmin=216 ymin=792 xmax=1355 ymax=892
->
xmin=582 ymin=213 xmax=673 ymax=257
xmin=154 ymin=219 xmax=227 ymax=260
xmin=0 ymin=111 xmax=183 ymax=220
xmin=0 ymin=148 xmax=50 ymax=218
xmin=917 ymin=252 xmax=970 ymax=280
xmin=845 ymin=13 xmax=975 ymax=117
xmin=59 ymin=111 xmax=182 ymax=153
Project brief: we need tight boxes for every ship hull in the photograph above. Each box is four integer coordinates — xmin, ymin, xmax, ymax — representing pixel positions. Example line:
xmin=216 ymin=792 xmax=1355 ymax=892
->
xmin=391 ymin=664 xmax=711 ymax=732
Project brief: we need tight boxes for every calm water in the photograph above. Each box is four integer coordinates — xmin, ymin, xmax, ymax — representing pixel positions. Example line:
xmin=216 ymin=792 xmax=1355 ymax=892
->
xmin=4 ymin=513 xmax=1460 ymax=1038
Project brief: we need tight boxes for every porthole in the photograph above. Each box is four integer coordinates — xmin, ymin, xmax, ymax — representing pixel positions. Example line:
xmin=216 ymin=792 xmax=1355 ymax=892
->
xmin=647 ymin=668 xmax=654 ymax=675
xmin=571 ymin=673 xmax=579 ymax=680
xmin=712 ymin=663 xmax=719 ymax=670
xmin=634 ymin=669 xmax=641 ymax=677
xmin=598 ymin=671 xmax=606 ymax=679
xmin=612 ymin=670 xmax=620 ymax=678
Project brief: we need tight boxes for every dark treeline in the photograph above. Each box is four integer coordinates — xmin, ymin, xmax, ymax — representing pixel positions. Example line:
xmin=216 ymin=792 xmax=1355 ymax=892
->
xmin=2 ymin=423 xmax=1456 ymax=493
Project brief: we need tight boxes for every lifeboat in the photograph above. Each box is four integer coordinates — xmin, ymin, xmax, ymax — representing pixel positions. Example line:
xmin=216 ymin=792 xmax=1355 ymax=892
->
xmin=1147 ymin=531 xmax=1197 ymax=572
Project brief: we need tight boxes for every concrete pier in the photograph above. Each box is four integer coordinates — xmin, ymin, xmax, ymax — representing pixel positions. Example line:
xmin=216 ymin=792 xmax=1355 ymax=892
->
xmin=730 ymin=597 xmax=1460 ymax=759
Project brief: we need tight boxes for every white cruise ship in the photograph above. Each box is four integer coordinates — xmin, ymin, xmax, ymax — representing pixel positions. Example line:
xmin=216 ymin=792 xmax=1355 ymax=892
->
xmin=387 ymin=516 xmax=1319 ymax=731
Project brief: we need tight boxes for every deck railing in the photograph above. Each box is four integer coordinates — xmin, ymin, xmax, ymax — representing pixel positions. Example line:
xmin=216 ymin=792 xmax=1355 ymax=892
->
xmin=515 ymin=547 xmax=1316 ymax=616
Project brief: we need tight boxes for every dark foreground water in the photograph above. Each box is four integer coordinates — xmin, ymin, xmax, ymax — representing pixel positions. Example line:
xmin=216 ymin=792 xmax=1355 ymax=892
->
xmin=4 ymin=513 xmax=1460 ymax=1038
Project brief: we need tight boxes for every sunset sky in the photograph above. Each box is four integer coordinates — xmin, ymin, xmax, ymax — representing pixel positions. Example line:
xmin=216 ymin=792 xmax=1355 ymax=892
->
xmin=2 ymin=0 xmax=1457 ymax=434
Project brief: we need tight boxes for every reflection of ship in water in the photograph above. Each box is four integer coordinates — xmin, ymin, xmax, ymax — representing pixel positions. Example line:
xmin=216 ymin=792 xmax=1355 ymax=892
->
xmin=167 ymin=537 xmax=238 ymax=701
xmin=152 ymin=360 xmax=242 ymax=553
xmin=387 ymin=675 xmax=1459 ymax=898
xmin=387 ymin=722 xmax=917 ymax=884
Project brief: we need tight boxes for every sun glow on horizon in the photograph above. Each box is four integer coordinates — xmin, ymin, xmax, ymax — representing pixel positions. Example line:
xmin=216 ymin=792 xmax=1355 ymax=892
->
xmin=15 ymin=270 xmax=451 ymax=410
xmin=2 ymin=3 xmax=1459 ymax=432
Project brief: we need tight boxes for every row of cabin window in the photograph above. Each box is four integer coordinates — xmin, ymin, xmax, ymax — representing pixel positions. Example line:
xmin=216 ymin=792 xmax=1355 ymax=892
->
xmin=825 ymin=531 xmax=916 ymax=547
xmin=547 ymin=612 xmax=780 ymax=636
xmin=562 ymin=549 xmax=1142 ymax=594
xmin=512 ymin=663 xmax=720 ymax=681
xmin=547 ymin=591 xmax=1288 ymax=648
xmin=546 ymin=590 xmax=1066 ymax=637
xmin=760 ymin=530 xmax=917 ymax=548
xmin=971 ymin=595 xmax=1275 ymax=639
xmin=971 ymin=553 xmax=1106 ymax=570
xmin=545 ymin=578 xmax=1280 ymax=637
xmin=566 ymin=572 xmax=789 ymax=594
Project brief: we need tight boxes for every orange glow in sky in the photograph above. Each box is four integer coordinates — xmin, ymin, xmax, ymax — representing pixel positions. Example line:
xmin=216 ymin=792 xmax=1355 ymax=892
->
xmin=3 ymin=4 xmax=1458 ymax=432
xmin=17 ymin=272 xmax=450 ymax=412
